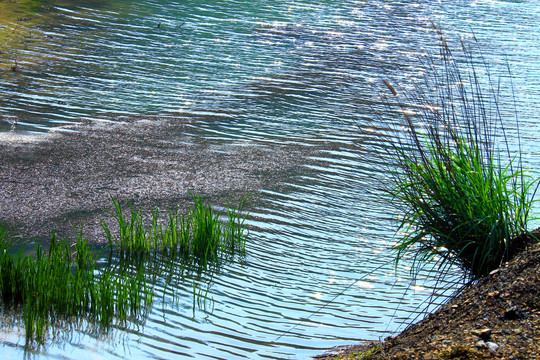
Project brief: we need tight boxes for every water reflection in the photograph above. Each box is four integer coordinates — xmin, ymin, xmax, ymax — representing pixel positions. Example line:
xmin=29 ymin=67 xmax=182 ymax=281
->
xmin=0 ymin=0 xmax=539 ymax=359
xmin=0 ymin=227 xmax=240 ymax=351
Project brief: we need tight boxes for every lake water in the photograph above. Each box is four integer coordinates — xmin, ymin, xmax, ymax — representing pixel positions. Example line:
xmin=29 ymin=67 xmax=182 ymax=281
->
xmin=1 ymin=0 xmax=539 ymax=359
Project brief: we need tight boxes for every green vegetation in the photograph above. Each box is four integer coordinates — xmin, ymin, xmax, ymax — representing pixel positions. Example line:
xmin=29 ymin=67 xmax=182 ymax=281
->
xmin=0 ymin=228 xmax=152 ymax=342
xmin=382 ymin=26 xmax=539 ymax=280
xmin=335 ymin=345 xmax=380 ymax=359
xmin=101 ymin=193 xmax=248 ymax=262
xmin=0 ymin=194 xmax=249 ymax=343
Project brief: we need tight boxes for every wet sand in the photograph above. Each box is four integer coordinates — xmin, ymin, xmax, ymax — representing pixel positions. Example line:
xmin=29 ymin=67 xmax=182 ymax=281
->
xmin=0 ymin=114 xmax=320 ymax=243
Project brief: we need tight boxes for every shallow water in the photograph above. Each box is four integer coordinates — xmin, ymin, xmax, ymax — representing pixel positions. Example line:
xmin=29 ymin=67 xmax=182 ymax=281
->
xmin=1 ymin=0 xmax=539 ymax=359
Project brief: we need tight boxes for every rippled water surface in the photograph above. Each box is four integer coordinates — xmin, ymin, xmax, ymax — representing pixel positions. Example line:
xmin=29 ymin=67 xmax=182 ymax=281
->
xmin=1 ymin=0 xmax=539 ymax=359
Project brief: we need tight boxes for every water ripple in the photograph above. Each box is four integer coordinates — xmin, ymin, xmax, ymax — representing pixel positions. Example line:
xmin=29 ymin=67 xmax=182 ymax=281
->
xmin=1 ymin=0 xmax=539 ymax=359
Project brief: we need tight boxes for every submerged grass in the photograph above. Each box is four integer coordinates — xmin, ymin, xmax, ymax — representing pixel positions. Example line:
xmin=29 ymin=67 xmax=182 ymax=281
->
xmin=0 ymin=229 xmax=153 ymax=343
xmin=0 ymin=194 xmax=249 ymax=343
xmin=380 ymin=25 xmax=539 ymax=280
xmin=0 ymin=0 xmax=45 ymax=71
xmin=101 ymin=192 xmax=249 ymax=263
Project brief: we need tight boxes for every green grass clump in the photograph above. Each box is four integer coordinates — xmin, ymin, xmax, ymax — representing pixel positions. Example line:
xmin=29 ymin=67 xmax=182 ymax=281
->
xmin=101 ymin=193 xmax=249 ymax=263
xmin=381 ymin=26 xmax=538 ymax=280
xmin=342 ymin=345 xmax=380 ymax=359
xmin=0 ymin=228 xmax=152 ymax=343
xmin=0 ymin=193 xmax=249 ymax=343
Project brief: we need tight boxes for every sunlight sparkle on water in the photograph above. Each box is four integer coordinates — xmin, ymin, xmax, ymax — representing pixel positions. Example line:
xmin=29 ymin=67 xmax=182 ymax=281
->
xmin=357 ymin=281 xmax=374 ymax=289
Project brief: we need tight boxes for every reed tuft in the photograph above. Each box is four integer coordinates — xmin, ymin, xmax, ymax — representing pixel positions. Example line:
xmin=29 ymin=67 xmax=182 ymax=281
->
xmin=379 ymin=25 xmax=539 ymax=280
xmin=101 ymin=192 xmax=249 ymax=263
xmin=0 ymin=193 xmax=249 ymax=343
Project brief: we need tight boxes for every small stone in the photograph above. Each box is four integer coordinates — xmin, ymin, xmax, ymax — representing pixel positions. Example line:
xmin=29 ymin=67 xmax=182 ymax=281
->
xmin=472 ymin=328 xmax=492 ymax=340
xmin=486 ymin=341 xmax=499 ymax=353
xmin=476 ymin=340 xmax=486 ymax=348
xmin=502 ymin=307 xmax=527 ymax=320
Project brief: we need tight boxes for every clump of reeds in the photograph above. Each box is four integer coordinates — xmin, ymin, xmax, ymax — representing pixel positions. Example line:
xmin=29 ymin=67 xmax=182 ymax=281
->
xmin=101 ymin=193 xmax=249 ymax=263
xmin=380 ymin=25 xmax=538 ymax=280
xmin=0 ymin=228 xmax=152 ymax=343
xmin=0 ymin=193 xmax=249 ymax=343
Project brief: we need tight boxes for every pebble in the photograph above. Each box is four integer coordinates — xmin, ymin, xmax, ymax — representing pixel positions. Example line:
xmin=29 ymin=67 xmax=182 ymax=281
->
xmin=476 ymin=340 xmax=486 ymax=348
xmin=476 ymin=340 xmax=499 ymax=354
xmin=486 ymin=341 xmax=499 ymax=353
xmin=503 ymin=307 xmax=527 ymax=320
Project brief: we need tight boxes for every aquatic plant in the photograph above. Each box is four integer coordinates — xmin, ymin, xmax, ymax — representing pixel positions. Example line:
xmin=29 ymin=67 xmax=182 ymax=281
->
xmin=0 ymin=194 xmax=249 ymax=343
xmin=380 ymin=25 xmax=539 ymax=280
xmin=101 ymin=193 xmax=249 ymax=263
xmin=0 ymin=229 xmax=152 ymax=343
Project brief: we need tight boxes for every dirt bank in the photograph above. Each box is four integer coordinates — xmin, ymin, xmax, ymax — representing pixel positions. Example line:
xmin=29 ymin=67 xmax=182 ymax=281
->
xmin=316 ymin=230 xmax=540 ymax=360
